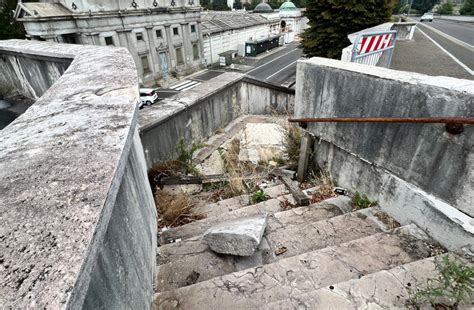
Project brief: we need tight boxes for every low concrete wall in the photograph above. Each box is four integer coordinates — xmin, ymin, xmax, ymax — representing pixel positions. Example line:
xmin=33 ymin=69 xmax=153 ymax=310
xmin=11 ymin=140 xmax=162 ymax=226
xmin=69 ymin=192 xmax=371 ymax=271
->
xmin=0 ymin=41 xmax=156 ymax=308
xmin=391 ymin=22 xmax=417 ymax=40
xmin=139 ymin=75 xmax=295 ymax=167
xmin=295 ymin=57 xmax=473 ymax=253
xmin=0 ymin=46 xmax=71 ymax=99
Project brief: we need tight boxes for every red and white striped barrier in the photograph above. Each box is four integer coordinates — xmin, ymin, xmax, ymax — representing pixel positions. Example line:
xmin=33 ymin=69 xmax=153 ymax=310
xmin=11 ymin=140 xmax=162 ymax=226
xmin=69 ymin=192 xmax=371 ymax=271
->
xmin=351 ymin=30 xmax=397 ymax=68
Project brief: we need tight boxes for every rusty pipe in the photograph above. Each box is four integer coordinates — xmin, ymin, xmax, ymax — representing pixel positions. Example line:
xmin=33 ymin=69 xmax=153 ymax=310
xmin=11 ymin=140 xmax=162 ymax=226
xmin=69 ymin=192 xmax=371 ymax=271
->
xmin=288 ymin=117 xmax=474 ymax=124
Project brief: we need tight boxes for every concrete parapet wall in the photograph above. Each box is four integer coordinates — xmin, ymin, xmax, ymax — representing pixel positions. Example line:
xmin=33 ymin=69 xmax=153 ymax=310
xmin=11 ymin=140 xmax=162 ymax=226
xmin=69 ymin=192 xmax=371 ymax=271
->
xmin=437 ymin=15 xmax=474 ymax=23
xmin=139 ymin=75 xmax=295 ymax=167
xmin=0 ymin=47 xmax=71 ymax=99
xmin=0 ymin=41 xmax=156 ymax=308
xmin=295 ymin=57 xmax=473 ymax=253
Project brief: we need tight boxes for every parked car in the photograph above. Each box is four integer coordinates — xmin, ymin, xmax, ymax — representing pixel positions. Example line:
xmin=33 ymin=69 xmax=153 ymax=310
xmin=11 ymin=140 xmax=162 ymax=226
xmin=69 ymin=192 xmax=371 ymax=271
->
xmin=139 ymin=88 xmax=159 ymax=107
xmin=420 ymin=13 xmax=434 ymax=22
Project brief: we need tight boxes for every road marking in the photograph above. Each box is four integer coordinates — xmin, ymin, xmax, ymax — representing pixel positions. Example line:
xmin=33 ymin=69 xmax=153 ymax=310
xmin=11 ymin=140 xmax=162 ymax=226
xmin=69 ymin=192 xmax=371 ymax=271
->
xmin=265 ymin=60 xmax=298 ymax=81
xmin=417 ymin=28 xmax=474 ymax=76
xmin=246 ymin=48 xmax=301 ymax=75
xmin=417 ymin=22 xmax=474 ymax=49
xmin=170 ymin=80 xmax=201 ymax=91
xmin=178 ymin=81 xmax=201 ymax=92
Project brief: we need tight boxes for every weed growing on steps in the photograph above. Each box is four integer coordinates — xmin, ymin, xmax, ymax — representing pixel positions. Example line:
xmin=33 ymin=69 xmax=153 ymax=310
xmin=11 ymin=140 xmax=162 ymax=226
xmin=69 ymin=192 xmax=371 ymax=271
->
xmin=250 ymin=190 xmax=270 ymax=204
xmin=282 ymin=124 xmax=302 ymax=169
xmin=308 ymin=168 xmax=337 ymax=203
xmin=176 ymin=138 xmax=205 ymax=176
xmin=409 ymin=255 xmax=474 ymax=309
xmin=352 ymin=192 xmax=377 ymax=210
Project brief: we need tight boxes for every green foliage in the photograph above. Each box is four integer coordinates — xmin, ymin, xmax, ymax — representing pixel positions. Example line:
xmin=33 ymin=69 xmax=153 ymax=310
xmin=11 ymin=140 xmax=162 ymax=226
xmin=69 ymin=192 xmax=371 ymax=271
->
xmin=176 ymin=138 xmax=204 ymax=176
xmin=301 ymin=0 xmax=395 ymax=59
xmin=250 ymin=190 xmax=270 ymax=204
xmin=0 ymin=0 xmax=25 ymax=40
xmin=249 ymin=0 xmax=261 ymax=10
xmin=437 ymin=0 xmax=453 ymax=14
xmin=411 ymin=0 xmax=439 ymax=13
xmin=212 ymin=0 xmax=231 ymax=10
xmin=460 ymin=0 xmax=474 ymax=15
xmin=352 ymin=191 xmax=377 ymax=210
xmin=201 ymin=0 xmax=212 ymax=9
xmin=233 ymin=0 xmax=243 ymax=9
xmin=411 ymin=255 xmax=474 ymax=308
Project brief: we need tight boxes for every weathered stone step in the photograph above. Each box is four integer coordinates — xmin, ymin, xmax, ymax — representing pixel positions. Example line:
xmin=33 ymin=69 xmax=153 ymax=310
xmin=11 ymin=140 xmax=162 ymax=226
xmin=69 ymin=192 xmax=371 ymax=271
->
xmin=262 ymin=255 xmax=466 ymax=309
xmin=154 ymin=225 xmax=440 ymax=309
xmin=160 ymin=187 xmax=319 ymax=244
xmin=155 ymin=204 xmax=388 ymax=294
xmin=191 ymin=184 xmax=288 ymax=219
xmin=158 ymin=197 xmax=359 ymax=265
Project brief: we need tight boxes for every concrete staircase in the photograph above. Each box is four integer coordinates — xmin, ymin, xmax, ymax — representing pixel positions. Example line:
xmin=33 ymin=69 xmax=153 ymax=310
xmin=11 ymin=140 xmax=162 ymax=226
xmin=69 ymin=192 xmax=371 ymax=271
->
xmin=153 ymin=183 xmax=450 ymax=309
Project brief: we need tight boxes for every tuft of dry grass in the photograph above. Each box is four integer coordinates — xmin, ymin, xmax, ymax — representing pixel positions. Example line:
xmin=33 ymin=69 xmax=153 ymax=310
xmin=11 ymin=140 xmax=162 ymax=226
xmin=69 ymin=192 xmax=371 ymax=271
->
xmin=309 ymin=169 xmax=337 ymax=204
xmin=154 ymin=188 xmax=204 ymax=228
xmin=282 ymin=124 xmax=302 ymax=169
xmin=374 ymin=211 xmax=401 ymax=230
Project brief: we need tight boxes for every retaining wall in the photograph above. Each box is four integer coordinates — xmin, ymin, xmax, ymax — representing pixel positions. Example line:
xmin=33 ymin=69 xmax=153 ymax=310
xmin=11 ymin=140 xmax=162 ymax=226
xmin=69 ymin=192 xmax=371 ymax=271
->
xmin=295 ymin=57 xmax=473 ymax=253
xmin=0 ymin=41 xmax=156 ymax=308
xmin=139 ymin=74 xmax=295 ymax=167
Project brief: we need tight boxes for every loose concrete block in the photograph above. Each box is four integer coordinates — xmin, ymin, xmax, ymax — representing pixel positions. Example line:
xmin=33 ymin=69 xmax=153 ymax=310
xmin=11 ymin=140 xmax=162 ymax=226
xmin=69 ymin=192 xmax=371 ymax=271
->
xmin=203 ymin=214 xmax=268 ymax=256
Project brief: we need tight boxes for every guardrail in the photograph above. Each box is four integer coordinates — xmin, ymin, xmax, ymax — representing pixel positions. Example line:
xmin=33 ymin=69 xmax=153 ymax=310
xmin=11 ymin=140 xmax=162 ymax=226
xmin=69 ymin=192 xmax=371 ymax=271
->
xmin=350 ymin=30 xmax=397 ymax=68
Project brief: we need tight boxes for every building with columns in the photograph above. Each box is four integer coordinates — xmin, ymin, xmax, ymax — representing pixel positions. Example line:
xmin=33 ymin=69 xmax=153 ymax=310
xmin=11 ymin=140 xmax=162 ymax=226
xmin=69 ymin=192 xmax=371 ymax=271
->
xmin=15 ymin=0 xmax=205 ymax=86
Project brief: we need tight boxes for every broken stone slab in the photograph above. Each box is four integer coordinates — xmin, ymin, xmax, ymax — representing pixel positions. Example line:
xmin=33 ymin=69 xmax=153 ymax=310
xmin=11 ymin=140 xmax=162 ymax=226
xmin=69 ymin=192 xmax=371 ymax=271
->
xmin=203 ymin=214 xmax=268 ymax=256
xmin=238 ymin=123 xmax=286 ymax=164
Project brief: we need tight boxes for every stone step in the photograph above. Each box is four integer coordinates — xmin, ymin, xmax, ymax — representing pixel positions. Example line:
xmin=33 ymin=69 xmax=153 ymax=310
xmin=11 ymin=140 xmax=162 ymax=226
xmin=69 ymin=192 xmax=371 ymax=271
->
xmin=191 ymin=184 xmax=288 ymax=219
xmin=155 ymin=203 xmax=386 ymax=293
xmin=160 ymin=187 xmax=319 ymax=245
xmin=154 ymin=225 xmax=441 ymax=309
xmin=262 ymin=255 xmax=466 ymax=309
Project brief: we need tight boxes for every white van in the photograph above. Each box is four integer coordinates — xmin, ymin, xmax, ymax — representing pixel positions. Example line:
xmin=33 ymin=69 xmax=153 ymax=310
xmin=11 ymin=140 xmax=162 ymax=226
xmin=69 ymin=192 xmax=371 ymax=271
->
xmin=139 ymin=88 xmax=159 ymax=107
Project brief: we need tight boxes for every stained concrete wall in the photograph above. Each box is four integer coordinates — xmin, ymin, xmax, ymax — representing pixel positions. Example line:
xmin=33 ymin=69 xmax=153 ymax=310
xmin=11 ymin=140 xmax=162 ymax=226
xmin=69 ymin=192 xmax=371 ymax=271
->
xmin=0 ymin=49 xmax=71 ymax=99
xmin=139 ymin=74 xmax=295 ymax=167
xmin=295 ymin=57 xmax=473 ymax=253
xmin=0 ymin=40 xmax=156 ymax=308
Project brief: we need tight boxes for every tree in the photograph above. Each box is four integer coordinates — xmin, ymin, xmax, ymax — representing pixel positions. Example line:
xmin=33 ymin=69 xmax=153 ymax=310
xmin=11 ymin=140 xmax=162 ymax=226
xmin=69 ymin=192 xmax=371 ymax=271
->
xmin=460 ymin=0 xmax=474 ymax=15
xmin=233 ymin=0 xmax=243 ymax=9
xmin=201 ymin=0 xmax=212 ymax=9
xmin=249 ymin=0 xmax=260 ymax=10
xmin=301 ymin=0 xmax=395 ymax=59
xmin=0 ymin=0 xmax=24 ymax=40
xmin=437 ymin=0 xmax=453 ymax=14
xmin=411 ymin=0 xmax=439 ymax=13
xmin=212 ymin=0 xmax=231 ymax=10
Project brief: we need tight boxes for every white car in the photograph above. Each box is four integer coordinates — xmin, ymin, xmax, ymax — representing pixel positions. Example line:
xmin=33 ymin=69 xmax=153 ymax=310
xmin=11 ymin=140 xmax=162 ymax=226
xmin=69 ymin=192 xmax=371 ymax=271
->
xmin=420 ymin=13 xmax=434 ymax=22
xmin=139 ymin=88 xmax=159 ymax=107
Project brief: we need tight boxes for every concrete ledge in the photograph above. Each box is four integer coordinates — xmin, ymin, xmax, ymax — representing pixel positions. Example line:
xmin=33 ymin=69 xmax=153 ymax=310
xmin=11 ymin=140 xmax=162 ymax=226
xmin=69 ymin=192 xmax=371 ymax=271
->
xmin=0 ymin=40 xmax=156 ymax=308
xmin=295 ymin=57 xmax=473 ymax=252
xmin=139 ymin=74 xmax=295 ymax=167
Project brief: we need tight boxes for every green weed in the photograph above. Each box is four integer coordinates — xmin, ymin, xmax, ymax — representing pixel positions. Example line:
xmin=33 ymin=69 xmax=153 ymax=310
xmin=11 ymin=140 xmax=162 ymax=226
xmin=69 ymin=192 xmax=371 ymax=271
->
xmin=352 ymin=191 xmax=377 ymax=210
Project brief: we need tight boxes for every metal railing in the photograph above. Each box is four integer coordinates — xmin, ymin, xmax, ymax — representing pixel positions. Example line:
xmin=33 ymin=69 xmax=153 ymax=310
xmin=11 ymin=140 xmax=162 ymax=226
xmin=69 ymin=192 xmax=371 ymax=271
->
xmin=350 ymin=30 xmax=397 ymax=68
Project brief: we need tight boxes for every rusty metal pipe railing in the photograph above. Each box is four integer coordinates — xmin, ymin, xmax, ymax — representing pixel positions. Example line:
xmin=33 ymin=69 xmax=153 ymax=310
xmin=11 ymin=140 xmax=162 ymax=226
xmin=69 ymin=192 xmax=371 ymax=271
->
xmin=289 ymin=117 xmax=474 ymax=135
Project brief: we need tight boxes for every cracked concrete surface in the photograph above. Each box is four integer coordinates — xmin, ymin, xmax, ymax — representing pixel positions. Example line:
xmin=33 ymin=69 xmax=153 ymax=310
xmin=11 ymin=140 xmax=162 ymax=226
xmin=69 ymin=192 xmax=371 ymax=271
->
xmin=156 ymin=198 xmax=351 ymax=292
xmin=154 ymin=230 xmax=438 ymax=309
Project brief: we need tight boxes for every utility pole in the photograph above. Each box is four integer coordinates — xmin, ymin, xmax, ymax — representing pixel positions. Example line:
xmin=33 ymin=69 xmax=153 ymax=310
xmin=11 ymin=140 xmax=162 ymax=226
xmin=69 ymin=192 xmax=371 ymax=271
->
xmin=408 ymin=0 xmax=414 ymax=15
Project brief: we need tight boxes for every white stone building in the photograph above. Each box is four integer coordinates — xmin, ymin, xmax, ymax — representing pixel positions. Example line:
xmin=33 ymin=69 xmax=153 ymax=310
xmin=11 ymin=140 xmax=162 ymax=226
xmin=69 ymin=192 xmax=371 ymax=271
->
xmin=201 ymin=11 xmax=280 ymax=65
xmin=15 ymin=0 xmax=205 ymax=87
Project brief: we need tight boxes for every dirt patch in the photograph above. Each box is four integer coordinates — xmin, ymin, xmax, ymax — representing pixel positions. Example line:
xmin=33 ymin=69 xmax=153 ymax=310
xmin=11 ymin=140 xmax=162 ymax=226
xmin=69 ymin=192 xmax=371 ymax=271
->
xmin=374 ymin=211 xmax=401 ymax=230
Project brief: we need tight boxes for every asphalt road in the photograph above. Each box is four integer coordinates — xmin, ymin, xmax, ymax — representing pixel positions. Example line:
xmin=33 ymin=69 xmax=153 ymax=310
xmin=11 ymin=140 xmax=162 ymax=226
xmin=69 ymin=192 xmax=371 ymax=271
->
xmin=413 ymin=18 xmax=473 ymax=72
xmin=414 ymin=18 xmax=474 ymax=45
xmin=246 ymin=42 xmax=303 ymax=86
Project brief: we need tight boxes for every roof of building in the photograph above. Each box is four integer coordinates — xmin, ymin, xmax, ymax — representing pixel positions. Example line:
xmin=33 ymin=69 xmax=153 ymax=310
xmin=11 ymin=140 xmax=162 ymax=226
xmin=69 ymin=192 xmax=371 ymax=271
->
xmin=279 ymin=0 xmax=297 ymax=10
xmin=16 ymin=2 xmax=72 ymax=18
xmin=254 ymin=2 xmax=273 ymax=13
xmin=201 ymin=11 xmax=273 ymax=34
